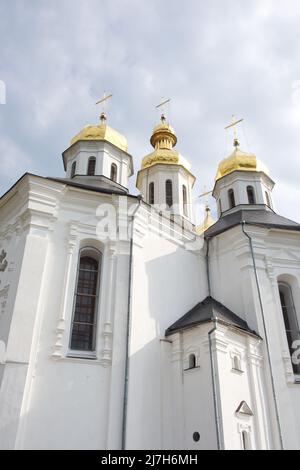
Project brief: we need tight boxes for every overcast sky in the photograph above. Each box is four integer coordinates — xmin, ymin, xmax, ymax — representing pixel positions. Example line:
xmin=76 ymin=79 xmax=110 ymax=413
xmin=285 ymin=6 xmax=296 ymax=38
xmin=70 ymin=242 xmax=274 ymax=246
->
xmin=1 ymin=0 xmax=300 ymax=222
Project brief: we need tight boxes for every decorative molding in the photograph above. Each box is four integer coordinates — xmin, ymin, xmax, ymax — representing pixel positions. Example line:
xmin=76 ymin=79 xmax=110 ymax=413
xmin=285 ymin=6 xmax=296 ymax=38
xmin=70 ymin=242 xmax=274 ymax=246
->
xmin=100 ymin=322 xmax=113 ymax=366
xmin=201 ymin=325 xmax=229 ymax=354
xmin=237 ymin=422 xmax=252 ymax=433
xmin=52 ymin=319 xmax=66 ymax=360
xmin=247 ymin=337 xmax=264 ymax=368
xmin=68 ymin=220 xmax=97 ymax=239
xmin=264 ymin=256 xmax=276 ymax=287
xmin=282 ymin=351 xmax=295 ymax=384
xmin=96 ymin=242 xmax=117 ymax=366
xmin=210 ymin=328 xmax=229 ymax=354
xmin=236 ymin=401 xmax=254 ymax=416
xmin=271 ymin=248 xmax=300 ymax=264
xmin=52 ymin=225 xmax=78 ymax=359
xmin=15 ymin=209 xmax=57 ymax=237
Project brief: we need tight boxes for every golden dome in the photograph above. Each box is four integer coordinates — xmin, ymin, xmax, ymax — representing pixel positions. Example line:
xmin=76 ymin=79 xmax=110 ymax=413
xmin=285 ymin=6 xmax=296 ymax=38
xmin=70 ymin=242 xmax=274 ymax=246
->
xmin=215 ymin=146 xmax=269 ymax=181
xmin=196 ymin=206 xmax=216 ymax=235
xmin=70 ymin=114 xmax=128 ymax=152
xmin=141 ymin=149 xmax=192 ymax=171
xmin=150 ymin=120 xmax=177 ymax=149
xmin=141 ymin=115 xmax=191 ymax=171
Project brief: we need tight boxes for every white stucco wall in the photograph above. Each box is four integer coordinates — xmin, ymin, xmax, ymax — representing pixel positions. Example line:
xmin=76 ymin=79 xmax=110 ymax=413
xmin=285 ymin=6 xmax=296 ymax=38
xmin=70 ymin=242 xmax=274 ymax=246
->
xmin=126 ymin=208 xmax=206 ymax=449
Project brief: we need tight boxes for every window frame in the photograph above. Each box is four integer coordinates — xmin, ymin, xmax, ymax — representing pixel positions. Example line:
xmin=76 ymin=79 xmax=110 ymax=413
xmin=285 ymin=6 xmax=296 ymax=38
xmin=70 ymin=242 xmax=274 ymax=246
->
xmin=165 ymin=179 xmax=173 ymax=208
xmin=228 ymin=188 xmax=236 ymax=209
xmin=87 ymin=157 xmax=96 ymax=176
xmin=188 ymin=353 xmax=196 ymax=369
xmin=149 ymin=182 xmax=155 ymax=205
xmin=278 ymin=281 xmax=300 ymax=376
xmin=68 ymin=247 xmax=102 ymax=358
xmin=110 ymin=163 xmax=118 ymax=182
xmin=246 ymin=186 xmax=256 ymax=204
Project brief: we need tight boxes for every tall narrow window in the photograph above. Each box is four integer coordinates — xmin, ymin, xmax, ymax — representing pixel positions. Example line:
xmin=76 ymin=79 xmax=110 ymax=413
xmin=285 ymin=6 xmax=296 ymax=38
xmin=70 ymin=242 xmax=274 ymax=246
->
xmin=278 ymin=282 xmax=300 ymax=374
xmin=265 ymin=191 xmax=271 ymax=207
xmin=110 ymin=163 xmax=117 ymax=182
xmin=87 ymin=157 xmax=96 ymax=176
xmin=247 ymin=186 xmax=256 ymax=204
xmin=71 ymin=161 xmax=76 ymax=178
xmin=149 ymin=182 xmax=154 ymax=204
xmin=228 ymin=189 xmax=235 ymax=209
xmin=182 ymin=185 xmax=188 ymax=217
xmin=70 ymin=248 xmax=101 ymax=352
xmin=218 ymin=199 xmax=222 ymax=215
xmin=165 ymin=180 xmax=173 ymax=208
xmin=189 ymin=354 xmax=196 ymax=369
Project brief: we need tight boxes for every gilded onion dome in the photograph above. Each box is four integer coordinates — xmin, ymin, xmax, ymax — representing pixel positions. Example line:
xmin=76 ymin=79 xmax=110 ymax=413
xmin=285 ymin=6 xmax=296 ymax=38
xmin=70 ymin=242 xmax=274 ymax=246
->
xmin=70 ymin=113 xmax=128 ymax=153
xmin=141 ymin=115 xmax=191 ymax=172
xmin=215 ymin=140 xmax=269 ymax=181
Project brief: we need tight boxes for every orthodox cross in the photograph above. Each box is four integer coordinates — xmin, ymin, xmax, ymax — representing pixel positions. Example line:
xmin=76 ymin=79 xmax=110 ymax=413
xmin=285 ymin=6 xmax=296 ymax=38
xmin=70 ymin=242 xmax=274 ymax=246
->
xmin=225 ymin=115 xmax=244 ymax=148
xmin=95 ymin=92 xmax=113 ymax=123
xmin=156 ymin=97 xmax=171 ymax=123
xmin=199 ymin=186 xmax=212 ymax=211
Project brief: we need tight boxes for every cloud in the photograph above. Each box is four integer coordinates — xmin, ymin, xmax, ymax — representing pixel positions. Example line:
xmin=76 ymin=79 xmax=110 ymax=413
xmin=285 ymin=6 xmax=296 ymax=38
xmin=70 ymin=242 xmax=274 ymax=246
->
xmin=0 ymin=0 xmax=300 ymax=222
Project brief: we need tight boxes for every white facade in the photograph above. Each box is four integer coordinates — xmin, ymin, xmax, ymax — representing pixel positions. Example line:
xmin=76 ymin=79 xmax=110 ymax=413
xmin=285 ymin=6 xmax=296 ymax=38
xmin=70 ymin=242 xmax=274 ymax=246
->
xmin=0 ymin=119 xmax=300 ymax=450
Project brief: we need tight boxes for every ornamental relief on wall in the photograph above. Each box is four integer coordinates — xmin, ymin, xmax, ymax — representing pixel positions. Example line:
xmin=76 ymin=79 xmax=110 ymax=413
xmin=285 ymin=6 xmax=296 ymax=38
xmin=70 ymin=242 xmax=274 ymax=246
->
xmin=0 ymin=249 xmax=8 ymax=273
xmin=0 ymin=285 xmax=9 ymax=317
xmin=0 ymin=249 xmax=10 ymax=317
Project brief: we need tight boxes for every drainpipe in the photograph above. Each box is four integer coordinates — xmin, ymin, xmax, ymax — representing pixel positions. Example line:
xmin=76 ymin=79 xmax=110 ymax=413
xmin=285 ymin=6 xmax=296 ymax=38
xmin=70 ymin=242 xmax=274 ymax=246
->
xmin=121 ymin=197 xmax=142 ymax=450
xmin=208 ymin=318 xmax=222 ymax=450
xmin=206 ymin=237 xmax=211 ymax=296
xmin=206 ymin=236 xmax=222 ymax=449
xmin=241 ymin=221 xmax=284 ymax=450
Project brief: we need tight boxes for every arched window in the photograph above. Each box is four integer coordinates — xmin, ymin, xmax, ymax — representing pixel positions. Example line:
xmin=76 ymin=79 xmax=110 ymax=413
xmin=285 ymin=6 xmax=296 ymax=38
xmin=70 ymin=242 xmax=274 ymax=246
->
xmin=110 ymin=163 xmax=117 ymax=182
xmin=247 ymin=186 xmax=256 ymax=204
xmin=87 ymin=157 xmax=96 ymax=176
xmin=165 ymin=180 xmax=173 ymax=208
xmin=149 ymin=182 xmax=154 ymax=204
xmin=182 ymin=185 xmax=188 ymax=217
xmin=242 ymin=431 xmax=251 ymax=450
xmin=189 ymin=354 xmax=196 ymax=369
xmin=71 ymin=161 xmax=76 ymax=178
xmin=70 ymin=248 xmax=102 ymax=352
xmin=278 ymin=282 xmax=300 ymax=374
xmin=228 ymin=189 xmax=235 ymax=209
xmin=265 ymin=191 xmax=271 ymax=208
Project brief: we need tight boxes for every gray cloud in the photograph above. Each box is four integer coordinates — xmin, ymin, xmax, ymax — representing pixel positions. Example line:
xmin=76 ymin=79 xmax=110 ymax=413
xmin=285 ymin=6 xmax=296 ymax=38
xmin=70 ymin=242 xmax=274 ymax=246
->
xmin=0 ymin=0 xmax=300 ymax=221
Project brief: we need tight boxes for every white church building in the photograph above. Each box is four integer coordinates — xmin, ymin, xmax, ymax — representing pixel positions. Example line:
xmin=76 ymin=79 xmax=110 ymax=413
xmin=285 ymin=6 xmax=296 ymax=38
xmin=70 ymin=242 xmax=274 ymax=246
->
xmin=0 ymin=110 xmax=300 ymax=450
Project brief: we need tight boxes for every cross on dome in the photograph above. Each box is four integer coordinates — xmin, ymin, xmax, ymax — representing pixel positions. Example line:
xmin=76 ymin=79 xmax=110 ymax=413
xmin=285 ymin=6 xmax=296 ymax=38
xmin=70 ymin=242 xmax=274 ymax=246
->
xmin=225 ymin=115 xmax=244 ymax=149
